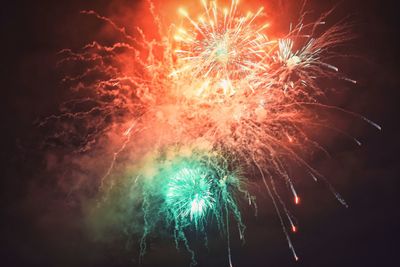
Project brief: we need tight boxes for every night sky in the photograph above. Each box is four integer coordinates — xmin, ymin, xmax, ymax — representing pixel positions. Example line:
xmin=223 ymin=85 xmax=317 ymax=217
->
xmin=1 ymin=0 xmax=399 ymax=266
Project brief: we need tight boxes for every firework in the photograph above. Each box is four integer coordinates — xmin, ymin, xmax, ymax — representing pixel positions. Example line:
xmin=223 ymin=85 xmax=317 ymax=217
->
xmin=41 ymin=0 xmax=381 ymax=265
xmin=171 ymin=1 xmax=272 ymax=97
xmin=139 ymin=147 xmax=253 ymax=266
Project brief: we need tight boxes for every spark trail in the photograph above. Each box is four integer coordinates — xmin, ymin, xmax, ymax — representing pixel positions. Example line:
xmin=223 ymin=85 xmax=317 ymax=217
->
xmin=41 ymin=0 xmax=381 ymax=265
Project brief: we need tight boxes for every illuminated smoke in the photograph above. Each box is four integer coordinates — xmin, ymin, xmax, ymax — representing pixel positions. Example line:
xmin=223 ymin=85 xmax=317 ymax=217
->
xmin=41 ymin=0 xmax=381 ymax=265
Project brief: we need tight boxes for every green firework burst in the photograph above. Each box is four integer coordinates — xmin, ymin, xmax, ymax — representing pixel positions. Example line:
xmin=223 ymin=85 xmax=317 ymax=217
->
xmin=139 ymin=147 xmax=255 ymax=265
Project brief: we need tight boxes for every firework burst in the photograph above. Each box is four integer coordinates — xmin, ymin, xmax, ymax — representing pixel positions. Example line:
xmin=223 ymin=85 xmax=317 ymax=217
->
xmin=139 ymin=147 xmax=253 ymax=266
xmin=41 ymin=0 xmax=381 ymax=265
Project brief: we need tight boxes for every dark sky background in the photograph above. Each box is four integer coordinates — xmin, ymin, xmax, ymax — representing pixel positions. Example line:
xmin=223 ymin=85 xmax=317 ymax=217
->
xmin=1 ymin=0 xmax=399 ymax=266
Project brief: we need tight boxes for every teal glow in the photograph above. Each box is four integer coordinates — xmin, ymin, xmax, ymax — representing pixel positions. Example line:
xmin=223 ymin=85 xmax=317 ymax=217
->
xmin=138 ymin=148 xmax=255 ymax=266
xmin=166 ymin=166 xmax=214 ymax=228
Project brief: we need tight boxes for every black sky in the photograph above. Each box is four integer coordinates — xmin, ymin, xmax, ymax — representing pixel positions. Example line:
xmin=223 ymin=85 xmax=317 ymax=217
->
xmin=1 ymin=0 xmax=399 ymax=266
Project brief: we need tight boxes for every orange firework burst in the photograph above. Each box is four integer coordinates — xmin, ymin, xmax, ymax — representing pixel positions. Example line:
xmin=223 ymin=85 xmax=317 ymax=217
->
xmin=42 ymin=0 xmax=381 ymax=264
